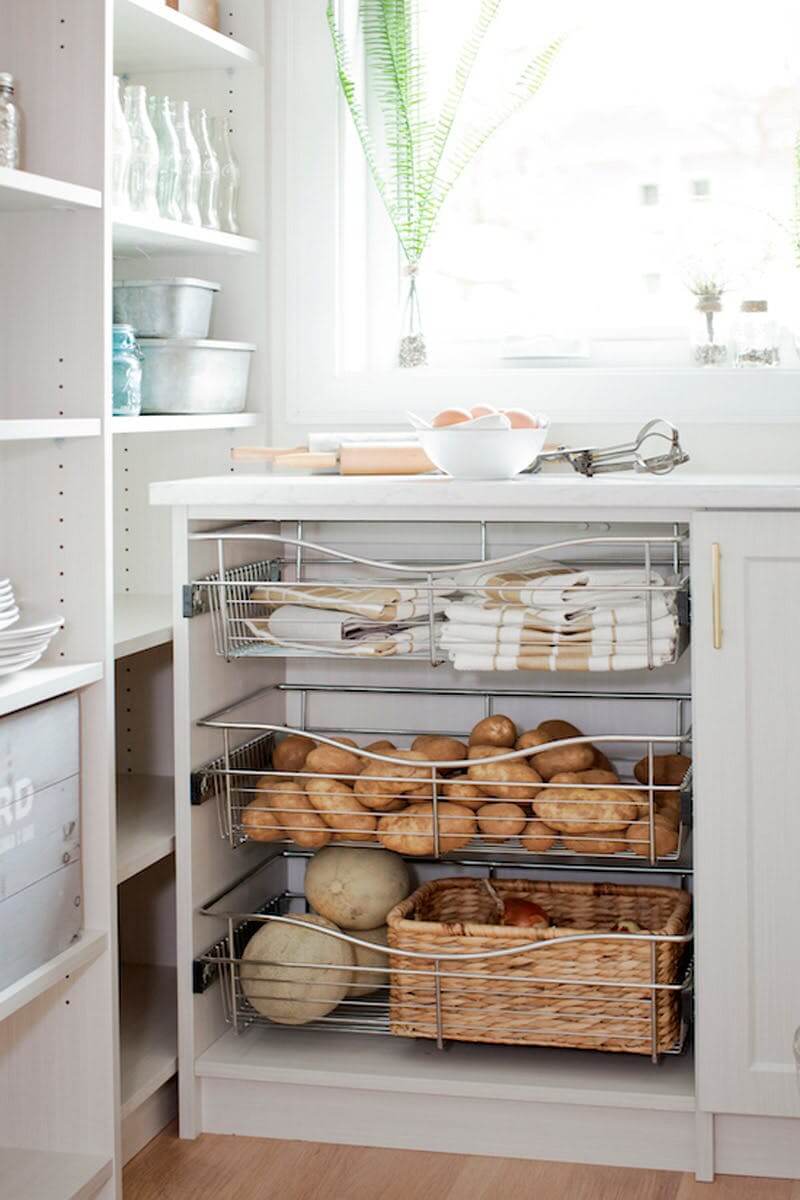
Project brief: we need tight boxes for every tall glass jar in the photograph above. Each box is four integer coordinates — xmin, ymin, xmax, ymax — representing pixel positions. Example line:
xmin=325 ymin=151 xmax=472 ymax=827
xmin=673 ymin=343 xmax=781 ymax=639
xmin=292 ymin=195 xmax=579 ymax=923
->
xmin=691 ymin=297 xmax=727 ymax=366
xmin=0 ymin=73 xmax=22 ymax=169
xmin=123 ymin=84 xmax=159 ymax=215
xmin=173 ymin=100 xmax=202 ymax=226
xmin=734 ymin=300 xmax=780 ymax=367
xmin=112 ymin=325 xmax=143 ymax=417
xmin=148 ymin=95 xmax=182 ymax=222
xmin=192 ymin=107 xmax=221 ymax=230
xmin=111 ymin=76 xmax=132 ymax=210
xmin=211 ymin=117 xmax=240 ymax=235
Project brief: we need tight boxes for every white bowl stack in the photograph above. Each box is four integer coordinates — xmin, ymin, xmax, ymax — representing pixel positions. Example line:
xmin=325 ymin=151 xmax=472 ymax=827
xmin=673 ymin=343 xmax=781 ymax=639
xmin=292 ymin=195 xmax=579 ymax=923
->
xmin=0 ymin=580 xmax=64 ymax=676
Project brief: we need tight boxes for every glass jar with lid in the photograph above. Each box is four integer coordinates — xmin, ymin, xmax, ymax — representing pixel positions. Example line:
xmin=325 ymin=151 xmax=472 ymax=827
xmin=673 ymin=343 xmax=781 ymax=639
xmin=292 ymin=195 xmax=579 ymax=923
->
xmin=734 ymin=300 xmax=780 ymax=367
xmin=112 ymin=325 xmax=143 ymax=417
xmin=0 ymin=73 xmax=22 ymax=168
xmin=691 ymin=295 xmax=728 ymax=366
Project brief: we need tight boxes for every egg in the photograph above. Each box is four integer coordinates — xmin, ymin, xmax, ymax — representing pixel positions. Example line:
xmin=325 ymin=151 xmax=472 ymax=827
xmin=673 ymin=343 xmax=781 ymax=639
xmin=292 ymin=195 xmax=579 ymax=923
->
xmin=469 ymin=405 xmax=496 ymax=418
xmin=502 ymin=409 xmax=539 ymax=429
xmin=432 ymin=408 xmax=472 ymax=428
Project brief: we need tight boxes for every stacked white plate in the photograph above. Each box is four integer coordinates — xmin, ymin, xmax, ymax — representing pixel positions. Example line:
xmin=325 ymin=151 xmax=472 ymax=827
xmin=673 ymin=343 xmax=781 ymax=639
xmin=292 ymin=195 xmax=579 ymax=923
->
xmin=0 ymin=581 xmax=64 ymax=676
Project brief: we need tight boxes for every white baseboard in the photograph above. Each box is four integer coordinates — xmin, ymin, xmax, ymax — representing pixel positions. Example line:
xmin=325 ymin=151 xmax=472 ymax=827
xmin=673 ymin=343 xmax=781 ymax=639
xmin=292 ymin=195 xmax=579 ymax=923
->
xmin=122 ymin=1077 xmax=177 ymax=1166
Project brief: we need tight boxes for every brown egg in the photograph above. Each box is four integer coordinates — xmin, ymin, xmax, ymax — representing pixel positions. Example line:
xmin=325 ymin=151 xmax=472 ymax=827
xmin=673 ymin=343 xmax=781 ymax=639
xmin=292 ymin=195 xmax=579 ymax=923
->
xmin=502 ymin=408 xmax=539 ymax=429
xmin=432 ymin=408 xmax=471 ymax=427
xmin=470 ymin=405 xmax=496 ymax=418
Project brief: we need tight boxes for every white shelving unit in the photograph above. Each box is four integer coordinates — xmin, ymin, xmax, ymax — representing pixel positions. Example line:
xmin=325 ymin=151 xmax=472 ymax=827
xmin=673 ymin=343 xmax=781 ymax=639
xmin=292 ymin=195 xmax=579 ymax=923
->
xmin=0 ymin=166 xmax=101 ymax=212
xmin=0 ymin=1147 xmax=113 ymax=1200
xmin=114 ymin=594 xmax=172 ymax=658
xmin=2 ymin=0 xmax=266 ymax=1193
xmin=0 ymin=418 xmax=101 ymax=441
xmin=113 ymin=412 xmax=261 ymax=434
xmin=117 ymin=775 xmax=175 ymax=884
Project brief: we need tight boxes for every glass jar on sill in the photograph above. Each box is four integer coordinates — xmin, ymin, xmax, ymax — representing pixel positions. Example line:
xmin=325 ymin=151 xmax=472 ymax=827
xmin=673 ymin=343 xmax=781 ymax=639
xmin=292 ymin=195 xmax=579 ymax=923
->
xmin=0 ymin=73 xmax=22 ymax=169
xmin=734 ymin=300 xmax=780 ymax=368
xmin=112 ymin=324 xmax=143 ymax=417
xmin=691 ymin=297 xmax=727 ymax=367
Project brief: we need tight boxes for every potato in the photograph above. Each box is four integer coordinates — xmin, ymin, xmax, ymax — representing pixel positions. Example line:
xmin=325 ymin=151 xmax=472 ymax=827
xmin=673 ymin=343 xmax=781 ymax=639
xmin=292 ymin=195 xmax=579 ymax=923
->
xmin=354 ymin=750 xmax=433 ymax=811
xmin=532 ymin=742 xmax=595 ymax=780
xmin=547 ymin=771 xmax=584 ymax=786
xmin=259 ymin=777 xmax=332 ymax=849
xmin=377 ymin=801 xmax=476 ymax=856
xmin=625 ymin=815 xmax=680 ymax=858
xmin=537 ymin=719 xmax=583 ymax=740
xmin=633 ymin=753 xmax=691 ymax=788
xmin=476 ymin=802 xmax=527 ymax=840
xmin=519 ymin=819 xmax=558 ymax=853
xmin=533 ymin=787 xmax=639 ymax=834
xmin=272 ymin=734 xmax=316 ymax=773
xmin=515 ymin=728 xmax=549 ymax=752
xmin=562 ymin=833 xmax=628 ymax=855
xmin=592 ymin=747 xmax=616 ymax=773
xmin=468 ymin=715 xmax=517 ymax=748
xmin=305 ymin=776 xmax=377 ymax=839
xmin=364 ymin=739 xmax=397 ymax=755
xmin=576 ymin=768 xmax=619 ymax=785
xmin=466 ymin=749 xmax=542 ymax=801
xmin=411 ymin=735 xmax=467 ymax=764
xmin=441 ymin=775 xmax=485 ymax=811
xmin=241 ymin=797 xmax=283 ymax=843
xmin=305 ymin=743 xmax=363 ymax=778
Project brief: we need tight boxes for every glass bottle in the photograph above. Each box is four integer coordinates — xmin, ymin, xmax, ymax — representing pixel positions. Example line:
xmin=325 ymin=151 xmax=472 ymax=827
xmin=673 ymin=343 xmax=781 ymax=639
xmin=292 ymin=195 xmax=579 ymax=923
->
xmin=173 ymin=100 xmax=202 ymax=226
xmin=192 ymin=107 xmax=220 ymax=230
xmin=123 ymin=84 xmax=159 ymax=215
xmin=691 ymin=297 xmax=727 ymax=366
xmin=111 ymin=76 xmax=132 ymax=210
xmin=211 ymin=116 xmax=240 ymax=235
xmin=0 ymin=73 xmax=22 ymax=169
xmin=112 ymin=325 xmax=143 ymax=417
xmin=734 ymin=300 xmax=780 ymax=367
xmin=148 ymin=95 xmax=182 ymax=222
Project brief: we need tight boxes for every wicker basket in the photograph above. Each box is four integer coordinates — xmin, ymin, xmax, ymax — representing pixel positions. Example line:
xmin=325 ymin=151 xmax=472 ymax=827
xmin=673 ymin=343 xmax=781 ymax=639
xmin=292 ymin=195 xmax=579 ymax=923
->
xmin=386 ymin=878 xmax=691 ymax=1055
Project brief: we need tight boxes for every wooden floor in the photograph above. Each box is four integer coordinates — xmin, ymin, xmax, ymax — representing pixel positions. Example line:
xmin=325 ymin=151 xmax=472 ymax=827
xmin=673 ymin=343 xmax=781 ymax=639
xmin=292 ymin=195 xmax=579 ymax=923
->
xmin=124 ymin=1125 xmax=800 ymax=1200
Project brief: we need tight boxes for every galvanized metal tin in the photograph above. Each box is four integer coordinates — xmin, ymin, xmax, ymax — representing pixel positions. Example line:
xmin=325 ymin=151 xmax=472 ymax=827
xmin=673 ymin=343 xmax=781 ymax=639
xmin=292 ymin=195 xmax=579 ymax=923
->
xmin=139 ymin=338 xmax=255 ymax=414
xmin=113 ymin=277 xmax=220 ymax=339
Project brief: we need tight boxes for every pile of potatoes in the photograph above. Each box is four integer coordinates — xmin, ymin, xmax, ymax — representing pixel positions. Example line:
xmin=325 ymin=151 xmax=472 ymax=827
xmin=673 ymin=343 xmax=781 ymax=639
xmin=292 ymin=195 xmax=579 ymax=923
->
xmin=242 ymin=720 xmax=690 ymax=860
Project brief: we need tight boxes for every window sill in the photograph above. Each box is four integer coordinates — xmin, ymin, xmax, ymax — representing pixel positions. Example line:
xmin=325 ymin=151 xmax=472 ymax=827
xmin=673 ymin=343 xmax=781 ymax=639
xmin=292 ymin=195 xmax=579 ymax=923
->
xmin=287 ymin=365 xmax=800 ymax=426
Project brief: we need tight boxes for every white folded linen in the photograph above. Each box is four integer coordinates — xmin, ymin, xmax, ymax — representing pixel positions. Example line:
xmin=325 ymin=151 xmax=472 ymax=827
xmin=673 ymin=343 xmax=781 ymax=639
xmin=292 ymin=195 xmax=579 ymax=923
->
xmin=251 ymin=577 xmax=453 ymax=622
xmin=245 ymin=604 xmax=435 ymax=657
xmin=454 ymin=562 xmax=675 ymax=611
xmin=445 ymin=648 xmax=676 ymax=672
xmin=443 ymin=593 xmax=675 ymax=631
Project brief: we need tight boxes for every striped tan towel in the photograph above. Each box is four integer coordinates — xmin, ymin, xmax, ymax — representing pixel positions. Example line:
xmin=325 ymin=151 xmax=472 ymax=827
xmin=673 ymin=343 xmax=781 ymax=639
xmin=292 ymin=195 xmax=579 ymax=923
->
xmin=251 ymin=579 xmax=453 ymax=622
xmin=245 ymin=604 xmax=435 ymax=657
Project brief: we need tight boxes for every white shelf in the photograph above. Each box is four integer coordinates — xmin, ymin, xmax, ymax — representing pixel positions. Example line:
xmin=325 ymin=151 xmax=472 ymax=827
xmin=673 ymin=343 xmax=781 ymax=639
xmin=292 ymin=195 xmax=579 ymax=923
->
xmin=114 ymin=593 xmax=172 ymax=658
xmin=113 ymin=412 xmax=262 ymax=434
xmin=0 ymin=167 xmax=102 ymax=213
xmin=117 ymin=774 xmax=175 ymax=884
xmin=0 ymin=1147 xmax=112 ymax=1200
xmin=0 ymin=419 xmax=101 ymax=442
xmin=0 ymin=931 xmax=107 ymax=1024
xmin=0 ymin=662 xmax=104 ymax=719
xmin=114 ymin=0 xmax=261 ymax=72
xmin=198 ymin=1028 xmax=695 ymax=1113
xmin=120 ymin=963 xmax=178 ymax=1120
xmin=113 ymin=212 xmax=260 ymax=258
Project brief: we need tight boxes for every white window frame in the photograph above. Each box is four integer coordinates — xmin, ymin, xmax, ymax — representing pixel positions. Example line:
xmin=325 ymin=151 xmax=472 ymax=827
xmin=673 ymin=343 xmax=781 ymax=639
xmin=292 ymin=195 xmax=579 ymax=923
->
xmin=269 ymin=0 xmax=800 ymax=427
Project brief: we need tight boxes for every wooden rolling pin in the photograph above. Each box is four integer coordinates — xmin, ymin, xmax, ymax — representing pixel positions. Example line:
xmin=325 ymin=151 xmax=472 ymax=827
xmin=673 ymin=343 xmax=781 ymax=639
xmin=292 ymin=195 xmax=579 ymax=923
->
xmin=232 ymin=444 xmax=436 ymax=476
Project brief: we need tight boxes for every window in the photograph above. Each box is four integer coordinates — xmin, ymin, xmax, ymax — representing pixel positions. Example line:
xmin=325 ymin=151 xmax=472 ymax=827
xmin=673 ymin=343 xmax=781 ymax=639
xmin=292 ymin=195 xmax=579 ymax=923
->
xmin=273 ymin=1 xmax=800 ymax=422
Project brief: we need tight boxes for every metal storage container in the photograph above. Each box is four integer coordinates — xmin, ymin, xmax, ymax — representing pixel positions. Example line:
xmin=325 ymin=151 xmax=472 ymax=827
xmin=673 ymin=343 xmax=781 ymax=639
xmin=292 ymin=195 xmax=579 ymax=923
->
xmin=113 ymin=277 xmax=220 ymax=339
xmin=140 ymin=338 xmax=254 ymax=414
xmin=0 ymin=694 xmax=81 ymax=991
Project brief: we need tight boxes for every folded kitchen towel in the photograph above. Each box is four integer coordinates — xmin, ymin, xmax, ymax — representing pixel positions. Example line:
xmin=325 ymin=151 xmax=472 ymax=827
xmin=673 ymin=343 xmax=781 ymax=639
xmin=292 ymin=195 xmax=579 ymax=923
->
xmin=245 ymin=604 xmax=436 ymax=657
xmin=251 ymin=577 xmax=454 ymax=622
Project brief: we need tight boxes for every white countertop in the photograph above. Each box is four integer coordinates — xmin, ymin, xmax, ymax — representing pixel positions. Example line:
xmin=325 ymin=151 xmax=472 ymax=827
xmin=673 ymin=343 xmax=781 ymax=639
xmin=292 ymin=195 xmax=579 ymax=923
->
xmin=150 ymin=471 xmax=800 ymax=520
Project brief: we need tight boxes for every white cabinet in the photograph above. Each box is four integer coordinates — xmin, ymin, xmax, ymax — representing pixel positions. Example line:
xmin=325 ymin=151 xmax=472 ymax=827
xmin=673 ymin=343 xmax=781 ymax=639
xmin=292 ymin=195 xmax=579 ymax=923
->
xmin=693 ymin=511 xmax=800 ymax=1118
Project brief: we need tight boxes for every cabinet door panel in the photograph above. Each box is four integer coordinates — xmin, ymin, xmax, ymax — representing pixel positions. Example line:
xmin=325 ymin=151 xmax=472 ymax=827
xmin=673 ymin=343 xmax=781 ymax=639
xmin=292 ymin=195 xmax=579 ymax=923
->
xmin=693 ymin=511 xmax=800 ymax=1117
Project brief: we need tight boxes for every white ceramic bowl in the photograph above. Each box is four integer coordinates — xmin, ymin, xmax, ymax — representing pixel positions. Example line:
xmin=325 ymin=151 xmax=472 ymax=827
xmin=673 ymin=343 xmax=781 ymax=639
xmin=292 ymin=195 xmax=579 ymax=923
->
xmin=419 ymin=423 xmax=549 ymax=480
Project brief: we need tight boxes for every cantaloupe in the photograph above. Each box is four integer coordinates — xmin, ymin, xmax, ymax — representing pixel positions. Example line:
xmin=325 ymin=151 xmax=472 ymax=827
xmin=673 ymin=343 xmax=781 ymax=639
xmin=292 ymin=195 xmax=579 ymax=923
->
xmin=346 ymin=925 xmax=389 ymax=997
xmin=240 ymin=913 xmax=354 ymax=1025
xmin=304 ymin=846 xmax=411 ymax=930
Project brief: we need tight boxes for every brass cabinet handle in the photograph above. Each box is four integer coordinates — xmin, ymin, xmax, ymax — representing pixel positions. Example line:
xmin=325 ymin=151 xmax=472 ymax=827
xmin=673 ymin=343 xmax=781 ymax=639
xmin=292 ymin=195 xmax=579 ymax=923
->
xmin=711 ymin=542 xmax=722 ymax=649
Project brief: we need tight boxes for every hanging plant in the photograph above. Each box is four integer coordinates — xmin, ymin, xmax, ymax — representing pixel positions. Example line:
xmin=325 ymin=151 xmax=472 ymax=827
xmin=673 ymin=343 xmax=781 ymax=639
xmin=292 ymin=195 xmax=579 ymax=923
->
xmin=327 ymin=0 xmax=563 ymax=367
